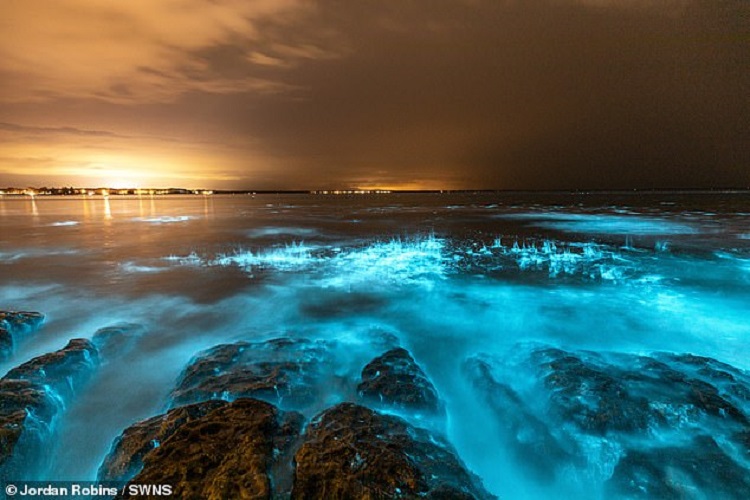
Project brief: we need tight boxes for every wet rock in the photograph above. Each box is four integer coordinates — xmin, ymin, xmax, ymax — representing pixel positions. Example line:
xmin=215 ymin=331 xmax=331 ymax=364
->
xmin=357 ymin=348 xmax=441 ymax=414
xmin=683 ymin=378 xmax=748 ymax=424
xmin=0 ymin=338 xmax=98 ymax=479
xmin=734 ymin=429 xmax=750 ymax=459
xmin=0 ymin=311 xmax=45 ymax=360
xmin=530 ymin=348 xmax=750 ymax=435
xmin=292 ymin=403 xmax=493 ymax=499
xmin=119 ymin=398 xmax=303 ymax=499
xmin=665 ymin=353 xmax=741 ymax=376
xmin=0 ymin=311 xmax=45 ymax=337
xmin=4 ymin=338 xmax=98 ymax=399
xmin=98 ymin=400 xmax=228 ymax=483
xmin=474 ymin=345 xmax=750 ymax=495
xmin=92 ymin=323 xmax=145 ymax=358
xmin=464 ymin=356 xmax=573 ymax=484
xmin=652 ymin=352 xmax=750 ymax=426
xmin=0 ymin=379 xmax=58 ymax=479
xmin=0 ymin=331 xmax=10 ymax=360
xmin=169 ymin=337 xmax=333 ymax=412
xmin=607 ymin=435 xmax=750 ymax=499
xmin=532 ymin=348 xmax=652 ymax=434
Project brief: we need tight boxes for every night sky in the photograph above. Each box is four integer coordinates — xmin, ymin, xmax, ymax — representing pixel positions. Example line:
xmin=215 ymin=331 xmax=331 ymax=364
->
xmin=1 ymin=0 xmax=748 ymax=190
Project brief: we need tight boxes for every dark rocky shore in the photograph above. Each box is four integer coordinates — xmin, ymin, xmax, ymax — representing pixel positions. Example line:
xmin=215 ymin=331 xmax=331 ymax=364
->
xmin=100 ymin=337 xmax=488 ymax=499
xmin=0 ymin=337 xmax=97 ymax=479
xmin=0 ymin=311 xmax=45 ymax=361
xmin=2 ymin=309 xmax=750 ymax=498
xmin=0 ymin=318 xmax=143 ymax=481
xmin=465 ymin=346 xmax=750 ymax=498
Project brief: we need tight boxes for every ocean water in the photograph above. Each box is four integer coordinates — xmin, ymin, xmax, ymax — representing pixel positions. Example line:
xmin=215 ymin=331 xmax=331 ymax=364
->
xmin=1 ymin=192 xmax=749 ymax=497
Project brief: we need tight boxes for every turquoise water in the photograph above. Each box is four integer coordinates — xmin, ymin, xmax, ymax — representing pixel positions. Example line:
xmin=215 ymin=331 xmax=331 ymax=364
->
xmin=1 ymin=192 xmax=749 ymax=497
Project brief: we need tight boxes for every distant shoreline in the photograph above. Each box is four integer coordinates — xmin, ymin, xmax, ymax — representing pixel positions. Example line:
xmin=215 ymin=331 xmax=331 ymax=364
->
xmin=1 ymin=187 xmax=749 ymax=197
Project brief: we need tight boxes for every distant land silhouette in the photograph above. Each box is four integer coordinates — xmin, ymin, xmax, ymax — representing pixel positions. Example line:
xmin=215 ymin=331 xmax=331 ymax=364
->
xmin=2 ymin=186 xmax=749 ymax=197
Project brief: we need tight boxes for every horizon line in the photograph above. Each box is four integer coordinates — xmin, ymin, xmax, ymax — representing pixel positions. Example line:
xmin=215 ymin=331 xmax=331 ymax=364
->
xmin=2 ymin=186 xmax=750 ymax=195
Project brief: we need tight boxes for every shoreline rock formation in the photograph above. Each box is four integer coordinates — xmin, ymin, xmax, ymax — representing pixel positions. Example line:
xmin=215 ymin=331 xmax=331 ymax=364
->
xmin=169 ymin=338 xmax=335 ymax=412
xmin=0 ymin=311 xmax=45 ymax=360
xmin=293 ymin=402 xmax=490 ymax=499
xmin=117 ymin=399 xmax=303 ymax=499
xmin=357 ymin=347 xmax=443 ymax=416
xmin=0 ymin=322 xmax=143 ymax=482
xmin=4 ymin=312 xmax=749 ymax=498
xmin=98 ymin=400 xmax=229 ymax=483
xmin=101 ymin=340 xmax=495 ymax=499
xmin=467 ymin=345 xmax=750 ymax=497
xmin=0 ymin=338 xmax=98 ymax=480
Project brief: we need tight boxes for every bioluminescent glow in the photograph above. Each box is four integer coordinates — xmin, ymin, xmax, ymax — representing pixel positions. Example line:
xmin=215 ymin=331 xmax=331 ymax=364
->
xmin=0 ymin=194 xmax=749 ymax=497
xmin=498 ymin=212 xmax=697 ymax=235
xmin=323 ymin=236 xmax=446 ymax=287
xmin=166 ymin=236 xmax=447 ymax=287
xmin=134 ymin=216 xmax=194 ymax=224
xmin=119 ymin=262 xmax=165 ymax=274
xmin=246 ymin=227 xmax=319 ymax=238
xmin=162 ymin=235 xmax=665 ymax=284
xmin=0 ymin=248 xmax=82 ymax=263
xmin=213 ymin=242 xmax=319 ymax=272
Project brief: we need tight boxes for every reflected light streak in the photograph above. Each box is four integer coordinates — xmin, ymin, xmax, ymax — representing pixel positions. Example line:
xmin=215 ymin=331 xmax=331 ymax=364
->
xmin=203 ymin=195 xmax=214 ymax=219
xmin=103 ymin=196 xmax=112 ymax=220
xmin=30 ymin=195 xmax=39 ymax=218
xmin=82 ymin=196 xmax=91 ymax=221
xmin=138 ymin=194 xmax=145 ymax=219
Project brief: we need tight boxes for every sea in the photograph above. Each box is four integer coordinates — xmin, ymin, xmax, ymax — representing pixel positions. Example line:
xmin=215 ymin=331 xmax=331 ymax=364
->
xmin=1 ymin=191 xmax=749 ymax=498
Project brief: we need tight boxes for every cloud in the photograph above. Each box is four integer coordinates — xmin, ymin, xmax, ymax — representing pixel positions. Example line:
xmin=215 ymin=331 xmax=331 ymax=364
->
xmin=224 ymin=0 xmax=749 ymax=189
xmin=0 ymin=120 xmax=254 ymax=187
xmin=0 ymin=122 xmax=128 ymax=138
xmin=1 ymin=0 xmax=747 ymax=189
xmin=0 ymin=0 xmax=344 ymax=103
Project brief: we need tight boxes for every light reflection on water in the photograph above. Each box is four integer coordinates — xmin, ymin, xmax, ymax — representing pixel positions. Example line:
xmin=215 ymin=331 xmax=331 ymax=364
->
xmin=0 ymin=193 xmax=749 ymax=495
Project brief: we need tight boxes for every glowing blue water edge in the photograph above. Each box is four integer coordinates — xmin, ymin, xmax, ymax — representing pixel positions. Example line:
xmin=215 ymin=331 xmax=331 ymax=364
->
xmin=1 ymin=194 xmax=749 ymax=498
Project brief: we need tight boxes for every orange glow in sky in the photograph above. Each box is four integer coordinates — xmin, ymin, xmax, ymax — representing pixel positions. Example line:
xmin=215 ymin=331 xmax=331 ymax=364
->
xmin=1 ymin=0 xmax=747 ymax=190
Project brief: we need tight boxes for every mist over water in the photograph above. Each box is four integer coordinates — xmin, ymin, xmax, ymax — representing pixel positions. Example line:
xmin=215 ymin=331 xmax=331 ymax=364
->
xmin=1 ymin=192 xmax=749 ymax=497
